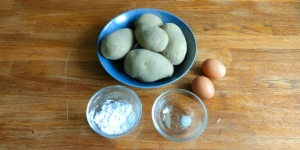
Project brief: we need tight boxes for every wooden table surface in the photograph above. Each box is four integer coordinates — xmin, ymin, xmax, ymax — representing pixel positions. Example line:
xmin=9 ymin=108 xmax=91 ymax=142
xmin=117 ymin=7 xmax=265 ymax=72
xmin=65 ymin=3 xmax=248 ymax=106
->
xmin=1 ymin=0 xmax=300 ymax=149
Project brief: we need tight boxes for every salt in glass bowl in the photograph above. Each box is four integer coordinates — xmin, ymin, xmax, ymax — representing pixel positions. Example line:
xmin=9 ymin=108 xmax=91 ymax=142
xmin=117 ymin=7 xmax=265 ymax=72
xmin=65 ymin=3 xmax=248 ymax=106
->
xmin=152 ymin=89 xmax=208 ymax=142
xmin=86 ymin=85 xmax=142 ymax=138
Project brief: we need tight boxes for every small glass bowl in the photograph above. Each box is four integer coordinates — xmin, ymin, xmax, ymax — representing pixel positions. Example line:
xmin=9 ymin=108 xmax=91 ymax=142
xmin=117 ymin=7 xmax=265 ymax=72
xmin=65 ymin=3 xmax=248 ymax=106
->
xmin=152 ymin=89 xmax=208 ymax=142
xmin=86 ymin=85 xmax=142 ymax=138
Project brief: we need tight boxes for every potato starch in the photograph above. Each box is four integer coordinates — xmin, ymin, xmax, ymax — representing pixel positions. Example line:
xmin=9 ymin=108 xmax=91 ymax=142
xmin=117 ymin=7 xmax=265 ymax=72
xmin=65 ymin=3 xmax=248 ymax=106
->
xmin=93 ymin=99 xmax=136 ymax=135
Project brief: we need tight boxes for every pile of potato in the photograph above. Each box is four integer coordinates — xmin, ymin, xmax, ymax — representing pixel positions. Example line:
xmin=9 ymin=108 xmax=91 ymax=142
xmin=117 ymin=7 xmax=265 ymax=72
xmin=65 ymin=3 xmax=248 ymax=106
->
xmin=100 ymin=13 xmax=187 ymax=82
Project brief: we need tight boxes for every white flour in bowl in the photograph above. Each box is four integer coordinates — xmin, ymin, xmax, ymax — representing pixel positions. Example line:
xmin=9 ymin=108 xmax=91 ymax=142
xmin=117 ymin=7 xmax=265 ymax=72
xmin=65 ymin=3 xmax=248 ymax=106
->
xmin=93 ymin=99 xmax=136 ymax=135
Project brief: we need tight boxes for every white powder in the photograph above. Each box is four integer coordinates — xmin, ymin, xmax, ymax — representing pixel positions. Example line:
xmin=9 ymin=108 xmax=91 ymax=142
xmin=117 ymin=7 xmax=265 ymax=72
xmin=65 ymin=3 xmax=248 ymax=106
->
xmin=180 ymin=115 xmax=192 ymax=130
xmin=92 ymin=99 xmax=136 ymax=135
xmin=162 ymin=105 xmax=192 ymax=131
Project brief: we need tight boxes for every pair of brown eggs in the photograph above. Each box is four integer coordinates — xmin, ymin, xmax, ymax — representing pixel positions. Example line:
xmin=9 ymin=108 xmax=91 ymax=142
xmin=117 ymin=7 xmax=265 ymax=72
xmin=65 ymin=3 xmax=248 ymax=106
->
xmin=191 ymin=59 xmax=226 ymax=100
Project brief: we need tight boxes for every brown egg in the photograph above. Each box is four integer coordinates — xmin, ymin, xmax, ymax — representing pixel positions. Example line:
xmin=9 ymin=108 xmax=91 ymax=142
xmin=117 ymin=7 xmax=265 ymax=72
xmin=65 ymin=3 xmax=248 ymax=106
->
xmin=202 ymin=59 xmax=226 ymax=79
xmin=191 ymin=76 xmax=215 ymax=100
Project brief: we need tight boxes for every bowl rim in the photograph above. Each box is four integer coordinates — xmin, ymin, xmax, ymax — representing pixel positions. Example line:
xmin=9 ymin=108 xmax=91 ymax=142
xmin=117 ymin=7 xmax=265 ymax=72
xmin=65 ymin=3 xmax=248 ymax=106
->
xmin=97 ymin=8 xmax=197 ymax=89
xmin=86 ymin=85 xmax=143 ymax=138
xmin=151 ymin=89 xmax=208 ymax=142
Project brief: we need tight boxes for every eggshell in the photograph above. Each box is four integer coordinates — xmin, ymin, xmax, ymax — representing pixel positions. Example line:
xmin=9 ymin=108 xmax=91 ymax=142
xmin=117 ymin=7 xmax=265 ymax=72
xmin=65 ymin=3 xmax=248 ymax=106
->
xmin=202 ymin=59 xmax=226 ymax=79
xmin=191 ymin=76 xmax=215 ymax=99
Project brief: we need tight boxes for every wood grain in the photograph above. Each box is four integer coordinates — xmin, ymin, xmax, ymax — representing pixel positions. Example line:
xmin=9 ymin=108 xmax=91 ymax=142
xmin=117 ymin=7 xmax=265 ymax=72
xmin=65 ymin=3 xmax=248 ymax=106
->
xmin=1 ymin=0 xmax=300 ymax=149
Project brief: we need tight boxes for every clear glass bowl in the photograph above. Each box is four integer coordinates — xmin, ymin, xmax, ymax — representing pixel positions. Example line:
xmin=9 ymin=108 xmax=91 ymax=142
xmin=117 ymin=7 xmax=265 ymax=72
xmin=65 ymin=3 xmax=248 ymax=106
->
xmin=152 ymin=89 xmax=208 ymax=142
xmin=86 ymin=85 xmax=142 ymax=138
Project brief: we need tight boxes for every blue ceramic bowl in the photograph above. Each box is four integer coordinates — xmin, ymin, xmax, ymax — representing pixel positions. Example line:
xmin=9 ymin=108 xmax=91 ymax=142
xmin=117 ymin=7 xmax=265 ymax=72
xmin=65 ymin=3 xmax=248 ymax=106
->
xmin=97 ymin=8 xmax=197 ymax=88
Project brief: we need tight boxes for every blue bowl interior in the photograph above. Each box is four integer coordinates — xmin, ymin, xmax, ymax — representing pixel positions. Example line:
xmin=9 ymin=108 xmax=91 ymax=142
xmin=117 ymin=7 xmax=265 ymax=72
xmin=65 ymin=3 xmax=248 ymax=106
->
xmin=97 ymin=8 xmax=196 ymax=88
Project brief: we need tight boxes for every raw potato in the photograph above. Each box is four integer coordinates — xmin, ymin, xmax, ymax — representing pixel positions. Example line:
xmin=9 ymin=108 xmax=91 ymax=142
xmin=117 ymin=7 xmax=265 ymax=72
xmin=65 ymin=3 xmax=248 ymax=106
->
xmin=100 ymin=28 xmax=135 ymax=60
xmin=135 ymin=24 xmax=169 ymax=52
xmin=124 ymin=49 xmax=174 ymax=82
xmin=161 ymin=23 xmax=187 ymax=65
xmin=134 ymin=13 xmax=163 ymax=27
